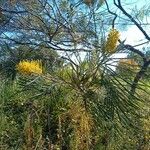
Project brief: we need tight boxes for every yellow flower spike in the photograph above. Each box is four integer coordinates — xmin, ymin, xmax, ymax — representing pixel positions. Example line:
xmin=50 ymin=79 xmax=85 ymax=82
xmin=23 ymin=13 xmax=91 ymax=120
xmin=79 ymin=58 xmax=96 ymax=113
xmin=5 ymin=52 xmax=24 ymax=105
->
xmin=16 ymin=60 xmax=43 ymax=75
xmin=105 ymin=29 xmax=120 ymax=53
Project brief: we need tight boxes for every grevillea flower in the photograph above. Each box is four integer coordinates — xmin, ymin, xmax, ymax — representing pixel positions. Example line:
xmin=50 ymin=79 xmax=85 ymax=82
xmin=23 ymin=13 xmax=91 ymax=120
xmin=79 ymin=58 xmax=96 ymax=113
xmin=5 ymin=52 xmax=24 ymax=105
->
xmin=16 ymin=60 xmax=42 ymax=75
xmin=119 ymin=59 xmax=139 ymax=70
xmin=119 ymin=59 xmax=138 ymax=66
xmin=105 ymin=29 xmax=120 ymax=53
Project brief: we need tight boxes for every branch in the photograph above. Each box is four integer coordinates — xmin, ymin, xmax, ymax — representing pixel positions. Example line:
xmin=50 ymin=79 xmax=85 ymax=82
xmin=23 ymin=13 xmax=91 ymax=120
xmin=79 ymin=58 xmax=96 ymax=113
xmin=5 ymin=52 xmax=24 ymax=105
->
xmin=121 ymin=42 xmax=150 ymax=94
xmin=105 ymin=0 xmax=117 ymax=28
xmin=114 ymin=0 xmax=150 ymax=41
xmin=1 ymin=8 xmax=27 ymax=14
xmin=131 ymin=60 xmax=150 ymax=94
xmin=124 ymin=44 xmax=147 ymax=62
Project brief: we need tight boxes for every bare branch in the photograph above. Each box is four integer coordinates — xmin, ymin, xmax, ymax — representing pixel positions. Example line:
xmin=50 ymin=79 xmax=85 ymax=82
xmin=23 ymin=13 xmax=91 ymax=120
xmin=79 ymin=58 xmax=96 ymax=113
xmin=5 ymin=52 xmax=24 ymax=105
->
xmin=114 ymin=0 xmax=150 ymax=41
xmin=124 ymin=44 xmax=147 ymax=62
xmin=131 ymin=60 xmax=150 ymax=94
xmin=104 ymin=0 xmax=117 ymax=28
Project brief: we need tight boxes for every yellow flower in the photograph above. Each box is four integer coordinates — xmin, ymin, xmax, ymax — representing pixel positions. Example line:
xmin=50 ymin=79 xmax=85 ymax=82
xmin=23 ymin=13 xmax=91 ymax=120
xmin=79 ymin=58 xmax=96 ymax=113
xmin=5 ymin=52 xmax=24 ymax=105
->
xmin=118 ymin=59 xmax=140 ymax=74
xmin=119 ymin=59 xmax=139 ymax=70
xmin=105 ymin=29 xmax=120 ymax=53
xmin=16 ymin=60 xmax=42 ymax=75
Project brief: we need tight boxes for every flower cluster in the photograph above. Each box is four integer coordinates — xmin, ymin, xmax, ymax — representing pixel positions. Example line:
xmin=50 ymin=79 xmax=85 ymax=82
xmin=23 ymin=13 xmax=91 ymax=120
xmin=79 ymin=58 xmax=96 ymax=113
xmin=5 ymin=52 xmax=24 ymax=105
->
xmin=119 ymin=59 xmax=138 ymax=66
xmin=16 ymin=60 xmax=42 ymax=75
xmin=119 ymin=59 xmax=139 ymax=70
xmin=105 ymin=29 xmax=120 ymax=53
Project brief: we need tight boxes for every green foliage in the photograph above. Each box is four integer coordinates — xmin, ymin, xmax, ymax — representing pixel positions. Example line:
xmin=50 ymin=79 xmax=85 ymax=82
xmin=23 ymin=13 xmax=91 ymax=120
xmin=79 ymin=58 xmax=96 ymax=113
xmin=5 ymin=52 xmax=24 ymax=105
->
xmin=0 ymin=49 xmax=149 ymax=149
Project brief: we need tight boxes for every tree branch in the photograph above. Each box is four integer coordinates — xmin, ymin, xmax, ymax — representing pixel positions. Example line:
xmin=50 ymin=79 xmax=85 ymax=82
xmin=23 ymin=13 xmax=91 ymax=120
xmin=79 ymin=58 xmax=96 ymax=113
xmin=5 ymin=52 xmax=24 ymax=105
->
xmin=131 ymin=60 xmax=150 ymax=94
xmin=114 ymin=0 xmax=150 ymax=41
xmin=1 ymin=8 xmax=27 ymax=14
xmin=121 ymin=43 xmax=150 ymax=94
xmin=124 ymin=44 xmax=147 ymax=62
xmin=105 ymin=0 xmax=117 ymax=28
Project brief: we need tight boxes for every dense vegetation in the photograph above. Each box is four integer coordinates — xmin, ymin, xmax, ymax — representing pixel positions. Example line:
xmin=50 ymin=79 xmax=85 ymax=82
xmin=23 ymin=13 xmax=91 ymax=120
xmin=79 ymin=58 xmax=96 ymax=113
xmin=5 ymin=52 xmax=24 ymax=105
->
xmin=0 ymin=0 xmax=150 ymax=149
